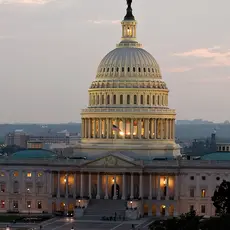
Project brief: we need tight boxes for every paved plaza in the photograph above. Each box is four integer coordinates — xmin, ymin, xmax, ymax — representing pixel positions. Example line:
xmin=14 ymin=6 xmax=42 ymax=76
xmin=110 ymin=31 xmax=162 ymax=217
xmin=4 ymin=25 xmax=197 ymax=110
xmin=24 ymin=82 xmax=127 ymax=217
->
xmin=0 ymin=217 xmax=154 ymax=230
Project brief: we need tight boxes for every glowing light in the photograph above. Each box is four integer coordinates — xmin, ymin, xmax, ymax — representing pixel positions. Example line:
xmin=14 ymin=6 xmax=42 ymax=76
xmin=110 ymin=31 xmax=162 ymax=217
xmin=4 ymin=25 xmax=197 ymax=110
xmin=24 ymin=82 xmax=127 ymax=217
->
xmin=163 ymin=177 xmax=167 ymax=185
xmin=162 ymin=205 xmax=166 ymax=209
xmin=64 ymin=178 xmax=67 ymax=183
xmin=112 ymin=178 xmax=114 ymax=183
xmin=119 ymin=132 xmax=124 ymax=136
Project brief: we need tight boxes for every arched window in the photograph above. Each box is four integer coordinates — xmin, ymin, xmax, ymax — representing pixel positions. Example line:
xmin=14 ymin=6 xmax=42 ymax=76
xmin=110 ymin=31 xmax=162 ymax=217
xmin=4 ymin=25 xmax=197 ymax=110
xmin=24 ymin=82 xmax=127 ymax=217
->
xmin=107 ymin=95 xmax=110 ymax=105
xmin=112 ymin=68 xmax=114 ymax=72
xmin=113 ymin=95 xmax=116 ymax=104
xmin=116 ymin=67 xmax=119 ymax=72
xmin=107 ymin=68 xmax=109 ymax=72
xmin=127 ymin=95 xmax=130 ymax=104
xmin=120 ymin=95 xmax=123 ymax=104
xmin=157 ymin=95 xmax=160 ymax=105
xmin=96 ymin=95 xmax=99 ymax=104
xmin=103 ymin=68 xmax=105 ymax=72
xmin=152 ymin=68 xmax=154 ymax=73
xmin=147 ymin=95 xmax=150 ymax=104
xmin=143 ymin=68 xmax=146 ymax=72
xmin=128 ymin=67 xmax=130 ymax=72
xmin=152 ymin=95 xmax=155 ymax=105
xmin=138 ymin=67 xmax=141 ymax=72
xmin=140 ymin=95 xmax=144 ymax=104
xmin=133 ymin=67 xmax=136 ymax=72
xmin=93 ymin=95 xmax=95 ymax=105
xmin=122 ymin=67 xmax=124 ymax=72
xmin=148 ymin=68 xmax=150 ymax=72
xmin=101 ymin=95 xmax=105 ymax=104
xmin=134 ymin=95 xmax=137 ymax=104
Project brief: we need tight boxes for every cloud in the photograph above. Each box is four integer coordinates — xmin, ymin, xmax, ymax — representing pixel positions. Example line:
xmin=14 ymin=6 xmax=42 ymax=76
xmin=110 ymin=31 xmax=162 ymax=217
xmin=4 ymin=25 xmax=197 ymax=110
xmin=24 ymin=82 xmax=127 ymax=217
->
xmin=88 ymin=20 xmax=120 ymax=25
xmin=173 ymin=46 xmax=230 ymax=67
xmin=191 ymin=76 xmax=230 ymax=83
xmin=0 ymin=0 xmax=57 ymax=4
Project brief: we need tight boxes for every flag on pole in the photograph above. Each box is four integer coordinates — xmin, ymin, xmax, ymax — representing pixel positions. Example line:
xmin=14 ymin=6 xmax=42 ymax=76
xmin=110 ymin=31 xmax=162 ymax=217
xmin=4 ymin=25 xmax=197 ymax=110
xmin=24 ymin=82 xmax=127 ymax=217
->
xmin=112 ymin=125 xmax=121 ymax=132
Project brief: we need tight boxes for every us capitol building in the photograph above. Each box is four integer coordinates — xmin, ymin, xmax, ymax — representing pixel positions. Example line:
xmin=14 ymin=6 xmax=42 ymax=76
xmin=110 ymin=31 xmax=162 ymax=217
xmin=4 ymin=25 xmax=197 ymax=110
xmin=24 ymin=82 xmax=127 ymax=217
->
xmin=0 ymin=1 xmax=229 ymax=219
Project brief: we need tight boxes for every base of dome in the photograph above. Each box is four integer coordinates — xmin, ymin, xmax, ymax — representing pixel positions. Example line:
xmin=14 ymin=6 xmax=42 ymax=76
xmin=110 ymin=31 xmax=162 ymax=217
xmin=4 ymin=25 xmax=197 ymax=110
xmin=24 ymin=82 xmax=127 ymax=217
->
xmin=73 ymin=139 xmax=181 ymax=159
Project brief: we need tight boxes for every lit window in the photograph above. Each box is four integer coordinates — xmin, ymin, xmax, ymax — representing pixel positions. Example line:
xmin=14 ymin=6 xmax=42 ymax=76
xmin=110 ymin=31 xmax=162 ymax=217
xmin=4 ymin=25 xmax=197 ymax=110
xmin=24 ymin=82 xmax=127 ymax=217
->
xmin=27 ymin=172 xmax=32 ymax=178
xmin=37 ymin=201 xmax=42 ymax=209
xmin=1 ymin=200 xmax=5 ymax=209
xmin=37 ymin=172 xmax=42 ymax=177
xmin=13 ymin=201 xmax=18 ymax=209
xmin=0 ymin=172 xmax=4 ymax=177
xmin=201 ymin=189 xmax=206 ymax=198
xmin=13 ymin=172 xmax=19 ymax=177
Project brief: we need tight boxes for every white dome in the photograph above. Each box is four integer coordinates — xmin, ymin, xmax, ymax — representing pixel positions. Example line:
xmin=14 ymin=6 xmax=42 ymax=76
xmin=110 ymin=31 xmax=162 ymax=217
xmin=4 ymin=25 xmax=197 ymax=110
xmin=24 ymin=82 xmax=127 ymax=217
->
xmin=96 ymin=47 xmax=162 ymax=80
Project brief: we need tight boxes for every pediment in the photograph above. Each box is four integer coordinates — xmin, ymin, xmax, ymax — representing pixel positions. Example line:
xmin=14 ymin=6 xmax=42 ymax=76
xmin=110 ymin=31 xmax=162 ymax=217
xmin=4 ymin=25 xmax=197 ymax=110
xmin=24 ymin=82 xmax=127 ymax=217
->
xmin=83 ymin=154 xmax=137 ymax=168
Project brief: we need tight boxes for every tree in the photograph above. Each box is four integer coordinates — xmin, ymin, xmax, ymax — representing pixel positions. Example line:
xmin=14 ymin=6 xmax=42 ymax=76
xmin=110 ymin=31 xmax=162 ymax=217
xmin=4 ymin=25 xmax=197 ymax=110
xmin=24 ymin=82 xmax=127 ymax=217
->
xmin=212 ymin=180 xmax=230 ymax=215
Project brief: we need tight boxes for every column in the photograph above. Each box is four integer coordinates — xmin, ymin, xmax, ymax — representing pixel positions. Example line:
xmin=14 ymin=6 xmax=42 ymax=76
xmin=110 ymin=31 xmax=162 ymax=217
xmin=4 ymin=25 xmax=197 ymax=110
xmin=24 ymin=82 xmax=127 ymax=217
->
xmin=65 ymin=173 xmax=68 ymax=198
xmin=96 ymin=173 xmax=100 ymax=199
xmin=57 ymin=171 xmax=60 ymax=197
xmin=88 ymin=173 xmax=92 ymax=199
xmin=154 ymin=119 xmax=157 ymax=139
xmin=88 ymin=118 xmax=91 ymax=138
xmin=113 ymin=175 xmax=117 ymax=200
xmin=99 ymin=119 xmax=102 ymax=138
xmin=122 ymin=173 xmax=126 ymax=200
xmin=165 ymin=119 xmax=168 ymax=139
xmin=115 ymin=119 xmax=118 ymax=139
xmin=80 ymin=173 xmax=83 ymax=197
xmin=130 ymin=173 xmax=134 ymax=199
xmin=106 ymin=118 xmax=109 ymax=139
xmin=73 ymin=173 xmax=77 ymax=198
xmin=157 ymin=175 xmax=161 ymax=200
xmin=81 ymin=118 xmax=84 ymax=138
xmin=148 ymin=173 xmax=152 ymax=200
xmin=84 ymin=119 xmax=88 ymax=138
xmin=166 ymin=176 xmax=169 ymax=200
xmin=139 ymin=173 xmax=143 ymax=198
xmin=172 ymin=119 xmax=175 ymax=139
xmin=93 ymin=119 xmax=97 ymax=138
xmin=104 ymin=174 xmax=108 ymax=199
xmin=160 ymin=119 xmax=163 ymax=140
xmin=122 ymin=119 xmax=125 ymax=138
xmin=49 ymin=171 xmax=52 ymax=194
xmin=130 ymin=119 xmax=134 ymax=139
xmin=175 ymin=174 xmax=179 ymax=200
xmin=138 ymin=119 xmax=142 ymax=139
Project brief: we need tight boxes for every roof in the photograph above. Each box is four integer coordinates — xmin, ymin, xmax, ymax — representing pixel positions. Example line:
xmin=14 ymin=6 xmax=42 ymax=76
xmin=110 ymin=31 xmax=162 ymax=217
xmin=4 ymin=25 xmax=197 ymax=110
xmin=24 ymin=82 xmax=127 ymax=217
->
xmin=11 ymin=149 xmax=58 ymax=159
xmin=201 ymin=152 xmax=230 ymax=161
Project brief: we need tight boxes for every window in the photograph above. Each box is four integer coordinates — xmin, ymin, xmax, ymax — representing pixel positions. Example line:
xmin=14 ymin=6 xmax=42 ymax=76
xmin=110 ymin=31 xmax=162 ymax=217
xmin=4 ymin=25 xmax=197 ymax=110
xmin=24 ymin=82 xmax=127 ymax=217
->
xmin=143 ymin=68 xmax=146 ymax=72
xmin=140 ymin=95 xmax=144 ymax=104
xmin=103 ymin=68 xmax=105 ymax=72
xmin=152 ymin=95 xmax=155 ymax=104
xmin=138 ymin=67 xmax=141 ymax=72
xmin=37 ymin=201 xmax=42 ymax=209
xmin=107 ymin=95 xmax=110 ymax=105
xmin=13 ymin=201 xmax=18 ymax=209
xmin=0 ymin=184 xmax=5 ymax=193
xmin=111 ymin=68 xmax=114 ymax=72
xmin=13 ymin=171 xmax=19 ymax=177
xmin=13 ymin=181 xmax=19 ymax=193
xmin=147 ymin=95 xmax=150 ymax=104
xmin=201 ymin=205 xmax=206 ymax=214
xmin=190 ymin=205 xmax=194 ymax=212
xmin=127 ymin=95 xmax=130 ymax=104
xmin=27 ymin=172 xmax=32 ymax=178
xmin=0 ymin=172 xmax=4 ymax=177
xmin=134 ymin=95 xmax=137 ymax=105
xmin=201 ymin=189 xmax=206 ymax=198
xmin=190 ymin=176 xmax=194 ymax=180
xmin=148 ymin=68 xmax=150 ymax=72
xmin=202 ymin=176 xmax=206 ymax=181
xmin=116 ymin=67 xmax=119 ymax=72
xmin=152 ymin=68 xmax=154 ymax=72
xmin=127 ymin=67 xmax=130 ymax=72
xmin=190 ymin=188 xmax=195 ymax=197
xmin=216 ymin=177 xmax=220 ymax=181
xmin=122 ymin=67 xmax=124 ymax=72
xmin=113 ymin=95 xmax=116 ymax=104
xmin=107 ymin=68 xmax=109 ymax=72
xmin=133 ymin=67 xmax=136 ymax=72
xmin=0 ymin=200 xmax=4 ymax=209
xmin=27 ymin=201 xmax=31 ymax=209
xmin=120 ymin=95 xmax=123 ymax=104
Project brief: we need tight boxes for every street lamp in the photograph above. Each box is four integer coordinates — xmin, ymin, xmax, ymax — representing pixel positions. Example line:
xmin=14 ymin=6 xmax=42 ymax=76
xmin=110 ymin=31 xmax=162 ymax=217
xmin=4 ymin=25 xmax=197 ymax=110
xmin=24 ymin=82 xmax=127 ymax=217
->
xmin=6 ymin=225 xmax=10 ymax=230
xmin=130 ymin=201 xmax=133 ymax=209
xmin=28 ymin=204 xmax=31 ymax=220
xmin=70 ymin=227 xmax=74 ymax=230
xmin=78 ymin=200 xmax=81 ymax=208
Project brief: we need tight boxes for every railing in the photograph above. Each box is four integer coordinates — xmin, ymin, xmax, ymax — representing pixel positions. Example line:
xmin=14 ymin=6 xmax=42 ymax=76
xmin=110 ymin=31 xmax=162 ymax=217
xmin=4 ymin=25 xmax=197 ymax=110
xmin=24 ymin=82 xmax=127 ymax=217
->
xmin=81 ymin=108 xmax=176 ymax=114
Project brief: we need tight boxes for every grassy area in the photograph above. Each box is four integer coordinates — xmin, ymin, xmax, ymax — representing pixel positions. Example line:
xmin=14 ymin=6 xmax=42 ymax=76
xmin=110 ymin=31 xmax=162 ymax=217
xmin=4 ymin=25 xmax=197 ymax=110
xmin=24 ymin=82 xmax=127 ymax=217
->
xmin=0 ymin=215 xmax=52 ymax=223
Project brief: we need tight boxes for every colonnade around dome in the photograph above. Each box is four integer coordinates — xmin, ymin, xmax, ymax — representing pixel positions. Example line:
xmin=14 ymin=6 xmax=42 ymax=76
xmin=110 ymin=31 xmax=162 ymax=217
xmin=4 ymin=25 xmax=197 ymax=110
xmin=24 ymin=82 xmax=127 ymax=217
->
xmin=81 ymin=117 xmax=175 ymax=140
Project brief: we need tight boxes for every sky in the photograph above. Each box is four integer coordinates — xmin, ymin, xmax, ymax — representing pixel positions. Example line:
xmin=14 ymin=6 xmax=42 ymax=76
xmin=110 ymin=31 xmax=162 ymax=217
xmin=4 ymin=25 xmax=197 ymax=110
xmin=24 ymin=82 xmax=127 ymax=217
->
xmin=0 ymin=0 xmax=230 ymax=123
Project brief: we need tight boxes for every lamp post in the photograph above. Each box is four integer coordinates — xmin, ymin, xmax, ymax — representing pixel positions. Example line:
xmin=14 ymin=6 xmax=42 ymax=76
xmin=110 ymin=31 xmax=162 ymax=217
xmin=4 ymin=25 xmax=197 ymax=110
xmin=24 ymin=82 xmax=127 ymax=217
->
xmin=78 ymin=200 xmax=81 ymax=208
xmin=130 ymin=201 xmax=132 ymax=209
xmin=28 ymin=204 xmax=31 ymax=221
xmin=5 ymin=225 xmax=10 ymax=230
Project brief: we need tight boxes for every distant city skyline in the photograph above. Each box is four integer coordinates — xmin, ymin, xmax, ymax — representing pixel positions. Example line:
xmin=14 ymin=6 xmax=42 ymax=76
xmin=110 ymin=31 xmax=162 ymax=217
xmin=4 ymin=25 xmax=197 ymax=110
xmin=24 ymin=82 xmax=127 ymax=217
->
xmin=1 ymin=0 xmax=230 ymax=123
